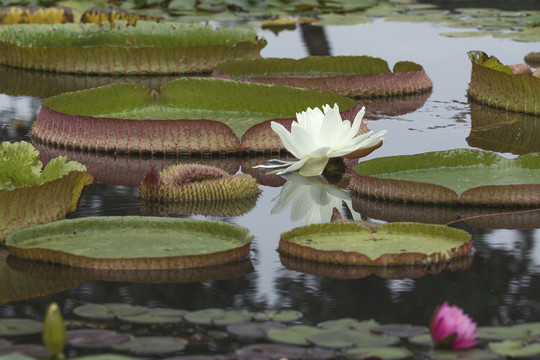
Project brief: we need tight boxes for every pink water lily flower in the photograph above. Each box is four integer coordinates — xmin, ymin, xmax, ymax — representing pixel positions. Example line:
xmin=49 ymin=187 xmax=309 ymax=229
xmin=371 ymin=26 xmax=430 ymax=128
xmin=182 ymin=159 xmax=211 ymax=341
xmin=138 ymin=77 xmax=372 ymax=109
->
xmin=431 ymin=302 xmax=479 ymax=349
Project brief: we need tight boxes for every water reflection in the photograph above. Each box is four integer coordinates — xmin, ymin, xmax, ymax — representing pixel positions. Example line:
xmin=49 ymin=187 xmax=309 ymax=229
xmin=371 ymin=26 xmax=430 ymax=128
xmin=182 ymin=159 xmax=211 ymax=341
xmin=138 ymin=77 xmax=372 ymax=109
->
xmin=270 ymin=172 xmax=360 ymax=224
xmin=467 ymin=102 xmax=540 ymax=155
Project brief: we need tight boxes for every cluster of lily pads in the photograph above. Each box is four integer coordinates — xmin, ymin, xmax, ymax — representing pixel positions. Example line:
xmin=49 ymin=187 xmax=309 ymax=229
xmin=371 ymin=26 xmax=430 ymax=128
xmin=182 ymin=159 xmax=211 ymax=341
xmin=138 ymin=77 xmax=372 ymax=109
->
xmin=3 ymin=0 xmax=540 ymax=41
xmin=4 ymin=301 xmax=540 ymax=359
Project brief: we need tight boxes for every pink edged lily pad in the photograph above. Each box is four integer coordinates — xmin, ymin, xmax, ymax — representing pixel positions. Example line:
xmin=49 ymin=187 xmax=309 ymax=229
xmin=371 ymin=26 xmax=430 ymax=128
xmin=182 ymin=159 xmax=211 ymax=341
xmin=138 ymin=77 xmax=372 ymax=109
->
xmin=279 ymin=222 xmax=472 ymax=266
xmin=31 ymin=77 xmax=369 ymax=156
xmin=350 ymin=148 xmax=540 ymax=206
xmin=6 ymin=216 xmax=253 ymax=270
xmin=212 ymin=56 xmax=433 ymax=98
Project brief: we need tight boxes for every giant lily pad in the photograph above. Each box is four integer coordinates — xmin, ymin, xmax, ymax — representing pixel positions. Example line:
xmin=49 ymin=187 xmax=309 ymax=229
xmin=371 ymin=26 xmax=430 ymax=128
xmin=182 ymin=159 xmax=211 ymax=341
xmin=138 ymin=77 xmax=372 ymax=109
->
xmin=212 ymin=56 xmax=432 ymax=98
xmin=0 ymin=21 xmax=265 ymax=74
xmin=279 ymin=222 xmax=472 ymax=266
xmin=6 ymin=216 xmax=253 ymax=270
xmin=351 ymin=148 xmax=540 ymax=206
xmin=467 ymin=51 xmax=540 ymax=115
xmin=0 ymin=141 xmax=93 ymax=242
xmin=32 ymin=77 xmax=363 ymax=155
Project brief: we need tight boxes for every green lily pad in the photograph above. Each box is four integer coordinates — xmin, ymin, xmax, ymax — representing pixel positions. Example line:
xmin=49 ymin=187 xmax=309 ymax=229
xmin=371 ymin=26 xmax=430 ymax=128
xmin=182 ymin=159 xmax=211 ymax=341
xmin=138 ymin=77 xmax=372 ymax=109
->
xmin=489 ymin=340 xmax=540 ymax=357
xmin=227 ymin=322 xmax=286 ymax=338
xmin=279 ymin=222 xmax=472 ymax=266
xmin=73 ymin=303 xmax=147 ymax=320
xmin=0 ymin=345 xmax=47 ymax=358
xmin=267 ymin=325 xmax=322 ymax=346
xmin=0 ymin=21 xmax=265 ymax=74
xmin=6 ymin=216 xmax=253 ymax=270
xmin=371 ymin=323 xmax=429 ymax=338
xmin=184 ymin=309 xmax=252 ymax=325
xmin=119 ymin=308 xmax=187 ymax=324
xmin=0 ymin=319 xmax=43 ymax=336
xmin=351 ymin=148 xmax=540 ymax=206
xmin=32 ymin=77 xmax=358 ymax=155
xmin=0 ymin=141 xmax=93 ymax=243
xmin=71 ymin=354 xmax=143 ymax=360
xmin=409 ymin=333 xmax=433 ymax=347
xmin=467 ymin=51 xmax=540 ymax=115
xmin=67 ymin=329 xmax=133 ymax=348
xmin=478 ymin=323 xmax=540 ymax=340
xmin=306 ymin=328 xmax=398 ymax=349
xmin=318 ymin=318 xmax=378 ymax=330
xmin=73 ymin=303 xmax=116 ymax=320
xmin=212 ymin=56 xmax=432 ymax=98
xmin=0 ymin=354 xmax=36 ymax=360
xmin=235 ymin=343 xmax=335 ymax=360
xmin=252 ymin=310 xmax=302 ymax=322
xmin=112 ymin=336 xmax=187 ymax=355
xmin=343 ymin=347 xmax=412 ymax=359
xmin=431 ymin=349 xmax=499 ymax=360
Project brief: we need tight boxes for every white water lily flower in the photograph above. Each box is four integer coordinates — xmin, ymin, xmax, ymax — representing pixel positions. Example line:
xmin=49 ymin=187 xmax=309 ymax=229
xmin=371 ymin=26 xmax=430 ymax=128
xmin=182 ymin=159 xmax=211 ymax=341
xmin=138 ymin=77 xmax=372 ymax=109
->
xmin=259 ymin=104 xmax=387 ymax=177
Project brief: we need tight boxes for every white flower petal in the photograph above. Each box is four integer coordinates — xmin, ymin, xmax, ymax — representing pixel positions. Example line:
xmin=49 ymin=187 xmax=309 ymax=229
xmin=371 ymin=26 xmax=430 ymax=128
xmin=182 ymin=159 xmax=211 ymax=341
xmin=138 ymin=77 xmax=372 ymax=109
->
xmin=276 ymin=157 xmax=310 ymax=175
xmin=299 ymin=157 xmax=329 ymax=177
xmin=271 ymin=121 xmax=304 ymax=159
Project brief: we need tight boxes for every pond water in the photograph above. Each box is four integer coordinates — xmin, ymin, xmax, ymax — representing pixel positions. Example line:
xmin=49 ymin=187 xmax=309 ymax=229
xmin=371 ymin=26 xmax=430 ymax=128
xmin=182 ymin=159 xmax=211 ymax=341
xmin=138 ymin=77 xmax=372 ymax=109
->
xmin=2 ymin=6 xmax=540 ymax=357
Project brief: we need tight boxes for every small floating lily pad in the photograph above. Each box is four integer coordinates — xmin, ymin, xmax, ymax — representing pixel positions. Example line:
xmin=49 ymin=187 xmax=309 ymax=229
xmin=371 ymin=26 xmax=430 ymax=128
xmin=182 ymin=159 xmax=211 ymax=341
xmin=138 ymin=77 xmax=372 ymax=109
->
xmin=306 ymin=328 xmax=398 ymax=349
xmin=351 ymin=148 xmax=540 ymax=206
xmin=67 ymin=329 xmax=133 ymax=348
xmin=467 ymin=51 xmax=540 ymax=115
xmin=112 ymin=336 xmax=187 ymax=355
xmin=371 ymin=323 xmax=429 ymax=338
xmin=32 ymin=77 xmax=358 ymax=155
xmin=227 ymin=322 xmax=286 ymax=339
xmin=235 ymin=343 xmax=335 ymax=360
xmin=119 ymin=308 xmax=187 ymax=324
xmin=489 ymin=340 xmax=540 ymax=357
xmin=252 ymin=310 xmax=302 ymax=323
xmin=267 ymin=325 xmax=322 ymax=346
xmin=0 ymin=21 xmax=265 ymax=74
xmin=71 ymin=354 xmax=143 ymax=360
xmin=212 ymin=56 xmax=432 ymax=98
xmin=6 ymin=216 xmax=253 ymax=270
xmin=478 ymin=323 xmax=540 ymax=340
xmin=0 ymin=354 xmax=36 ymax=360
xmin=343 ymin=347 xmax=412 ymax=359
xmin=0 ymin=345 xmax=47 ymax=358
xmin=431 ymin=349 xmax=499 ymax=360
xmin=279 ymin=222 xmax=472 ymax=266
xmin=0 ymin=319 xmax=43 ymax=336
xmin=184 ymin=309 xmax=252 ymax=325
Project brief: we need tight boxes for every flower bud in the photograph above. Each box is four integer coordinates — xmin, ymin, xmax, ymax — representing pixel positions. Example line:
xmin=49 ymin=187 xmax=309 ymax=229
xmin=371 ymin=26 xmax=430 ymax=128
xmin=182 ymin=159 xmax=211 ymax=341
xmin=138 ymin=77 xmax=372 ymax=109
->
xmin=43 ymin=303 xmax=66 ymax=356
xmin=510 ymin=64 xmax=532 ymax=75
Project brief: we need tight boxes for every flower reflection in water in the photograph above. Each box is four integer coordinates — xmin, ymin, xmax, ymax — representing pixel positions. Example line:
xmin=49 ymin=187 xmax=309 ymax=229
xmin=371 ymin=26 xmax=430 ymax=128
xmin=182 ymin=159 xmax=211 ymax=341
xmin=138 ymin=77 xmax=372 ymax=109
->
xmin=270 ymin=171 xmax=360 ymax=225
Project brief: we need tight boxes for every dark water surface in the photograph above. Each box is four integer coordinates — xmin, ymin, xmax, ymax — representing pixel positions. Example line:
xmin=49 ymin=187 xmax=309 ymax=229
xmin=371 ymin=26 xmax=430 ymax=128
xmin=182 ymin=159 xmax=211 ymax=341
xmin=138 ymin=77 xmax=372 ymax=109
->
xmin=2 ymin=11 xmax=540 ymax=350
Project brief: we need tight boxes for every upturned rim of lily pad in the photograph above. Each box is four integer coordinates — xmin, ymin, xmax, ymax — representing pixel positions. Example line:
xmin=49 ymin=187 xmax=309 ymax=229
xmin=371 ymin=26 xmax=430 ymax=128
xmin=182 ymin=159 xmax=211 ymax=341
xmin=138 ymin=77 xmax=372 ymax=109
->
xmin=6 ymin=216 xmax=253 ymax=270
xmin=0 ymin=141 xmax=93 ymax=243
xmin=0 ymin=21 xmax=266 ymax=74
xmin=212 ymin=56 xmax=433 ymax=98
xmin=32 ymin=77 xmax=362 ymax=155
xmin=467 ymin=50 xmax=540 ymax=115
xmin=279 ymin=222 xmax=472 ymax=266
xmin=350 ymin=148 xmax=540 ymax=206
